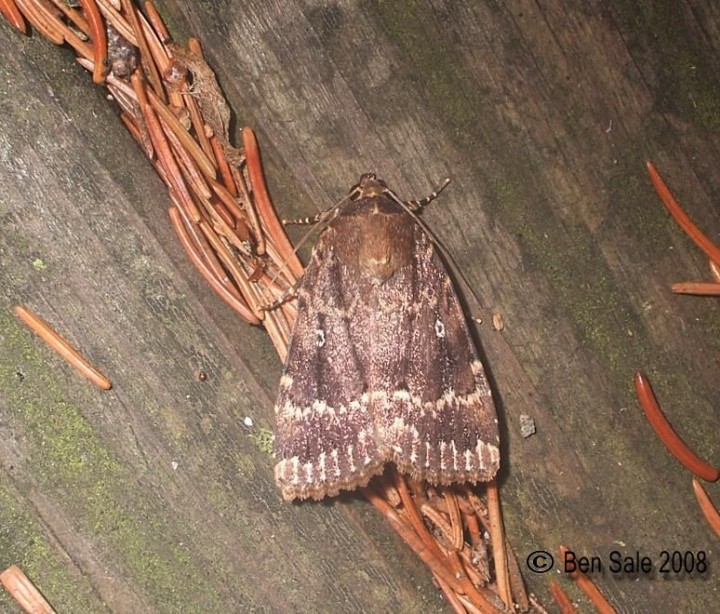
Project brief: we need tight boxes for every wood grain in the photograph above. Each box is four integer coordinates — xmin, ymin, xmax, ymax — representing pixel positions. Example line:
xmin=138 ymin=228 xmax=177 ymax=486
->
xmin=2 ymin=1 xmax=719 ymax=611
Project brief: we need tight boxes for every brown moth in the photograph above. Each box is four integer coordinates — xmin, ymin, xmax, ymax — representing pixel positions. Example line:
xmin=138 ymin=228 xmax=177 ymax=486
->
xmin=274 ymin=174 xmax=500 ymax=500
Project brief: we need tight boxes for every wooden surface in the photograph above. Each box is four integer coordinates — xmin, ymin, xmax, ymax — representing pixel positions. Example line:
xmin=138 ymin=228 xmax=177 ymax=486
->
xmin=1 ymin=1 xmax=719 ymax=612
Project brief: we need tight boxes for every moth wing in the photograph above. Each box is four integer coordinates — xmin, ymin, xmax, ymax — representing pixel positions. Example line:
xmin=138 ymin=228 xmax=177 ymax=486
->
xmin=378 ymin=230 xmax=500 ymax=485
xmin=274 ymin=236 xmax=386 ymax=500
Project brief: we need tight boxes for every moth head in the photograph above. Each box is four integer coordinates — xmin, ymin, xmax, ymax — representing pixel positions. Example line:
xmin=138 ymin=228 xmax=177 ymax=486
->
xmin=350 ymin=173 xmax=389 ymax=200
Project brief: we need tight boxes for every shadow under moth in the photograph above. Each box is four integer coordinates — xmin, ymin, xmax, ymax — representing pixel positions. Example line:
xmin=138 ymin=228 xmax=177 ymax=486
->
xmin=274 ymin=174 xmax=500 ymax=501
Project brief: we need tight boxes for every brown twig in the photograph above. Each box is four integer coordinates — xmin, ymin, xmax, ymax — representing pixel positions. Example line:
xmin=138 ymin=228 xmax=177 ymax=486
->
xmin=163 ymin=119 xmax=212 ymax=201
xmin=692 ymin=478 xmax=720 ymax=537
xmin=464 ymin=506 xmax=482 ymax=548
xmin=394 ymin=473 xmax=448 ymax=564
xmin=235 ymin=129 xmax=266 ymax=256
xmin=197 ymin=221 xmax=259 ymax=311
xmin=372 ymin=483 xmax=506 ymax=614
xmin=147 ymin=87 xmax=217 ymax=179
xmin=198 ymin=194 xmax=251 ymax=257
xmin=0 ymin=565 xmax=56 ymax=614
xmin=14 ymin=304 xmax=113 ymax=390
xmin=1 ymin=0 xmax=27 ymax=32
xmin=14 ymin=0 xmax=65 ymax=43
xmin=461 ymin=488 xmax=491 ymax=535
xmin=19 ymin=0 xmax=93 ymax=60
xmin=173 ymin=198 xmax=239 ymax=295
xmin=362 ymin=485 xmax=460 ymax=591
xmin=49 ymin=0 xmax=90 ymax=35
xmin=384 ymin=475 xmax=509 ymax=613
xmin=96 ymin=0 xmax=136 ymax=47
xmin=120 ymin=0 xmax=164 ymax=100
xmin=634 ymin=372 xmax=719 ymax=482
xmin=549 ymin=580 xmax=575 ymax=614
xmin=457 ymin=545 xmax=488 ymax=588
xmin=447 ymin=550 xmax=500 ymax=613
xmin=559 ymin=545 xmax=617 ymax=614
xmin=671 ymin=282 xmax=720 ymax=296
xmin=118 ymin=110 xmax=153 ymax=159
xmin=420 ymin=502 xmax=454 ymax=546
xmin=504 ymin=542 xmax=529 ymax=612
xmin=209 ymin=179 xmax=251 ymax=235
xmin=709 ymin=260 xmax=720 ymax=283
xmin=168 ymin=207 xmax=260 ymax=324
xmin=183 ymin=84 xmax=216 ymax=162
xmin=230 ymin=165 xmax=260 ymax=241
xmin=646 ymin=161 xmax=720 ymax=267
xmin=245 ymin=283 xmax=293 ymax=362
xmin=78 ymin=0 xmax=107 ymax=83
xmin=444 ymin=490 xmax=464 ymax=550
xmin=133 ymin=72 xmax=202 ymax=224
xmin=243 ymin=127 xmax=301 ymax=268
xmin=456 ymin=593 xmax=495 ymax=614
xmin=210 ymin=134 xmax=238 ymax=196
xmin=144 ymin=0 xmax=171 ymax=43
xmin=137 ymin=6 xmax=171 ymax=75
xmin=434 ymin=572 xmax=471 ymax=614
xmin=486 ymin=481 xmax=511 ymax=610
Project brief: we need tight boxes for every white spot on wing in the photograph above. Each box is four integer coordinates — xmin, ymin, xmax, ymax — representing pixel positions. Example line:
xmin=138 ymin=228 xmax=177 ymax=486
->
xmin=331 ymin=449 xmax=341 ymax=477
xmin=318 ymin=452 xmax=327 ymax=482
xmin=392 ymin=389 xmax=411 ymax=402
xmin=291 ymin=457 xmax=300 ymax=485
xmin=435 ymin=318 xmax=446 ymax=338
xmin=347 ymin=444 xmax=356 ymax=472
xmin=464 ymin=449 xmax=474 ymax=471
xmin=470 ymin=360 xmax=484 ymax=375
xmin=303 ymin=461 xmax=313 ymax=483
xmin=410 ymin=426 xmax=420 ymax=463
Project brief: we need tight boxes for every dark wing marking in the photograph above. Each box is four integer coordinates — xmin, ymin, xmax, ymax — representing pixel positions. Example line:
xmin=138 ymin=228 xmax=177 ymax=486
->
xmin=377 ymin=229 xmax=500 ymax=484
xmin=274 ymin=228 xmax=385 ymax=500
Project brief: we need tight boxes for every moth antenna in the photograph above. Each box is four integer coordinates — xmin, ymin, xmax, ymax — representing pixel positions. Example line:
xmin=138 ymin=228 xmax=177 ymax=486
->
xmin=405 ymin=177 xmax=451 ymax=211
xmin=389 ymin=180 xmax=486 ymax=312
xmin=265 ymin=193 xmax=351 ymax=293
xmin=282 ymin=212 xmax=324 ymax=225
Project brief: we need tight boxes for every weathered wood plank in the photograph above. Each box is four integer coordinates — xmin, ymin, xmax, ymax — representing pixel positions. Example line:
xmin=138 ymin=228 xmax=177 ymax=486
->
xmin=2 ymin=1 xmax=719 ymax=612
xmin=0 ymin=18 xmax=442 ymax=614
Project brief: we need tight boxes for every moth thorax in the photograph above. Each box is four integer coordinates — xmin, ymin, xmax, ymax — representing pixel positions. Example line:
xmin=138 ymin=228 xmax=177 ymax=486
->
xmin=359 ymin=240 xmax=395 ymax=280
xmin=357 ymin=214 xmax=412 ymax=281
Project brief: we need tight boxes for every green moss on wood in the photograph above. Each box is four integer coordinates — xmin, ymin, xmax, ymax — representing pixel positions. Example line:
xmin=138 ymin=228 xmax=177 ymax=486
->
xmin=0 ymin=309 xmax=225 ymax=613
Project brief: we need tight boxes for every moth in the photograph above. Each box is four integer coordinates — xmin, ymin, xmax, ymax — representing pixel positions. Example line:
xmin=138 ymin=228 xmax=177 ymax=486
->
xmin=274 ymin=174 xmax=500 ymax=501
